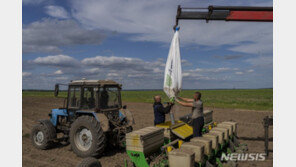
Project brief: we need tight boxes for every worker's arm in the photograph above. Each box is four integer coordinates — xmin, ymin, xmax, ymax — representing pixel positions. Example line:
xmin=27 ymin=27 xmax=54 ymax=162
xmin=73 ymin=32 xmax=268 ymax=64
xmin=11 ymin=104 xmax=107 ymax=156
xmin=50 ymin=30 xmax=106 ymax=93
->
xmin=176 ymin=99 xmax=193 ymax=107
xmin=157 ymin=104 xmax=173 ymax=114
xmin=177 ymin=96 xmax=194 ymax=102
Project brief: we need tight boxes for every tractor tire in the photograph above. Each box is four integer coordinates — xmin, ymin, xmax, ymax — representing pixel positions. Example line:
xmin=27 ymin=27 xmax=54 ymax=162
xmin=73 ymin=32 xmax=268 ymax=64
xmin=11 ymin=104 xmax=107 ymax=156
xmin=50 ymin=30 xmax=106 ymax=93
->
xmin=31 ymin=120 xmax=56 ymax=150
xmin=77 ymin=157 xmax=102 ymax=167
xmin=70 ymin=115 xmax=106 ymax=158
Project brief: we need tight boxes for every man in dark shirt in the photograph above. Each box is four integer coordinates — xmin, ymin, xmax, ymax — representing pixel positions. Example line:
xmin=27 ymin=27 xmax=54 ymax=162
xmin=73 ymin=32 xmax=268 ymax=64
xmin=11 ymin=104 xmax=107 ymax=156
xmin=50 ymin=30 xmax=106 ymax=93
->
xmin=176 ymin=92 xmax=204 ymax=137
xmin=153 ymin=95 xmax=174 ymax=125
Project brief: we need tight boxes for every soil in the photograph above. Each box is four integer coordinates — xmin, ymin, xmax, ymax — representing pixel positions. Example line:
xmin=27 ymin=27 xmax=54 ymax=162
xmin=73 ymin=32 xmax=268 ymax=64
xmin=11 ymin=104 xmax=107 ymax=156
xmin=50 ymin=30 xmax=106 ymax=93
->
xmin=22 ymin=97 xmax=273 ymax=167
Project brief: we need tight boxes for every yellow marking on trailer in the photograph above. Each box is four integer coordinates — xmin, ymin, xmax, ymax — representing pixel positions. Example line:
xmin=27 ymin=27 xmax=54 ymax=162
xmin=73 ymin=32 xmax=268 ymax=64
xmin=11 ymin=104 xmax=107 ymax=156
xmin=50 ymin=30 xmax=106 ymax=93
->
xmin=167 ymin=146 xmax=173 ymax=152
xmin=178 ymin=140 xmax=183 ymax=148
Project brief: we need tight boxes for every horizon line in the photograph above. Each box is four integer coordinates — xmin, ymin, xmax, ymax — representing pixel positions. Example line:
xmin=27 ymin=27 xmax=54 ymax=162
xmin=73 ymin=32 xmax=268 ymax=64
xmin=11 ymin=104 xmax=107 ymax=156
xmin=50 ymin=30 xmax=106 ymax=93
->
xmin=23 ymin=88 xmax=273 ymax=91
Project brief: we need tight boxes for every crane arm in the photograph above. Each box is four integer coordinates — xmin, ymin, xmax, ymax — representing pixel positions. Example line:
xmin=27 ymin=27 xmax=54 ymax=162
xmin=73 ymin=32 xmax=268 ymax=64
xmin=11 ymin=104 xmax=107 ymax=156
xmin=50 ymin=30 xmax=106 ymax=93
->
xmin=174 ymin=5 xmax=273 ymax=29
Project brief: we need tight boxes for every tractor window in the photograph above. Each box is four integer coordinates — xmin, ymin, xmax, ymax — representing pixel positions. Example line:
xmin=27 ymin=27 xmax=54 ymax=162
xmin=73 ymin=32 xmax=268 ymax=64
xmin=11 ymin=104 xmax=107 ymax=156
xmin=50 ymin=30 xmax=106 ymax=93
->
xmin=81 ymin=87 xmax=97 ymax=109
xmin=100 ymin=87 xmax=120 ymax=109
xmin=69 ymin=87 xmax=81 ymax=108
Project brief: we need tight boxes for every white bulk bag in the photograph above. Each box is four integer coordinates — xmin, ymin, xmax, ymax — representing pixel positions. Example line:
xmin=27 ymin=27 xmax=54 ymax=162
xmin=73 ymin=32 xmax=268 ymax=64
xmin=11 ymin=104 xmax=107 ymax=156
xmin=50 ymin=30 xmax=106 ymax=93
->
xmin=163 ymin=29 xmax=182 ymax=99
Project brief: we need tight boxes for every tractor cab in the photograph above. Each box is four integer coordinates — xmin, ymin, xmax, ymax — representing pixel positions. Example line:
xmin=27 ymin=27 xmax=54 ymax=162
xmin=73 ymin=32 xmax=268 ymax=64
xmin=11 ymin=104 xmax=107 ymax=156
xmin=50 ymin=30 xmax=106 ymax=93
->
xmin=65 ymin=80 xmax=122 ymax=111
xmin=54 ymin=80 xmax=122 ymax=112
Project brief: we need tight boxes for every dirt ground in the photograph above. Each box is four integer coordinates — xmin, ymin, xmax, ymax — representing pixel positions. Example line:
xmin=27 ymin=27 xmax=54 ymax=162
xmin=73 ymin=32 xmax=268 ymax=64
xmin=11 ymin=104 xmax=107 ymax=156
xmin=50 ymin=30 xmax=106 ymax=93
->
xmin=22 ymin=97 xmax=273 ymax=167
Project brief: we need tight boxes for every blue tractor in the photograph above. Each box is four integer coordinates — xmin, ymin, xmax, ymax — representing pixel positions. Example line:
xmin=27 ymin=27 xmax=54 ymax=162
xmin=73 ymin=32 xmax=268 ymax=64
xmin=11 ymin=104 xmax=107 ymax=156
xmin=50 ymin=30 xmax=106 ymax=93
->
xmin=31 ymin=80 xmax=134 ymax=158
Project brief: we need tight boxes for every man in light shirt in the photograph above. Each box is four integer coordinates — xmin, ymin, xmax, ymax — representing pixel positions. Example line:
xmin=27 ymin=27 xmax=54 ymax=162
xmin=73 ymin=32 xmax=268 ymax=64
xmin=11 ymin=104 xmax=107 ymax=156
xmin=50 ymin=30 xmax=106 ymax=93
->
xmin=176 ymin=92 xmax=204 ymax=137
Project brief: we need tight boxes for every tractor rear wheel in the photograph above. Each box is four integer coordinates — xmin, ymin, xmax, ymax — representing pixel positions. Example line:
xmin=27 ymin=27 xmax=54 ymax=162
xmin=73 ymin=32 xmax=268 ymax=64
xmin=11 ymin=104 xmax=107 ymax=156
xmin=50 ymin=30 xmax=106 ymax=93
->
xmin=31 ymin=120 xmax=56 ymax=149
xmin=70 ymin=115 xmax=106 ymax=158
xmin=78 ymin=157 xmax=102 ymax=167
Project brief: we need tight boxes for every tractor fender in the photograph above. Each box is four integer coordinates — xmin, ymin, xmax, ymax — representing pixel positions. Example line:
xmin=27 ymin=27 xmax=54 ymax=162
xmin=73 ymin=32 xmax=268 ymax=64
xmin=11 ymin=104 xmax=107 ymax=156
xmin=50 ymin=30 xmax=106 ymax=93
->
xmin=76 ymin=111 xmax=110 ymax=132
xmin=95 ymin=113 xmax=110 ymax=132
xmin=50 ymin=109 xmax=68 ymax=127
xmin=38 ymin=119 xmax=55 ymax=127
xmin=120 ymin=109 xmax=135 ymax=126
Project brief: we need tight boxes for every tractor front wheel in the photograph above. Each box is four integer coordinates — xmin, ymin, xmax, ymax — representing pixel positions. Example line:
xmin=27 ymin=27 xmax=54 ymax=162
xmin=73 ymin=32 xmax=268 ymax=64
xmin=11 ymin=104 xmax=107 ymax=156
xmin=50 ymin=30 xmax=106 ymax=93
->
xmin=70 ymin=116 xmax=106 ymax=158
xmin=31 ymin=120 xmax=56 ymax=149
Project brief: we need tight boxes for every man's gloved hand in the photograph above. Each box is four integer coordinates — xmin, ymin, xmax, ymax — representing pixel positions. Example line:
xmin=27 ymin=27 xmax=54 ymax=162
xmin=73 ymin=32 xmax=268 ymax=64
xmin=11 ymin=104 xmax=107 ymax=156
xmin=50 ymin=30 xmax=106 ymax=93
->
xmin=167 ymin=102 xmax=174 ymax=106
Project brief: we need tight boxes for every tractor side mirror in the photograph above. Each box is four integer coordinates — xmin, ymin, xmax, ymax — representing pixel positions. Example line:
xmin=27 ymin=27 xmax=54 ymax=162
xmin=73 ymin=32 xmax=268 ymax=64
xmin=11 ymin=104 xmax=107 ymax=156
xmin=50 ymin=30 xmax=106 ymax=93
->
xmin=123 ymin=105 xmax=127 ymax=109
xmin=54 ymin=84 xmax=59 ymax=97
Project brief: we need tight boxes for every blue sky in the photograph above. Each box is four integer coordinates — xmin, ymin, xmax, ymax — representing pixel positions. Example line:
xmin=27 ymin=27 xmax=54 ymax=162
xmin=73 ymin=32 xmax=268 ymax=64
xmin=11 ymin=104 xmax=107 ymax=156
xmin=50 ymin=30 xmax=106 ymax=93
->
xmin=22 ymin=0 xmax=273 ymax=90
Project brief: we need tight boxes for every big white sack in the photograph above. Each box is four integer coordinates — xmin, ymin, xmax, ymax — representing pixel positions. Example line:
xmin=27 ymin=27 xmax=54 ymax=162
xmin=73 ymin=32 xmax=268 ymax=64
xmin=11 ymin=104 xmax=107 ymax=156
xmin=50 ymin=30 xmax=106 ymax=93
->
xmin=163 ymin=30 xmax=182 ymax=99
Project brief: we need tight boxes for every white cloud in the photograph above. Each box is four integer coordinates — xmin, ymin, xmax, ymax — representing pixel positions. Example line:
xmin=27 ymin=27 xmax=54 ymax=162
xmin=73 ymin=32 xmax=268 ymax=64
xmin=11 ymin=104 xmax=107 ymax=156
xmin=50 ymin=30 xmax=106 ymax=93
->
xmin=81 ymin=55 xmax=156 ymax=72
xmin=182 ymin=72 xmax=191 ymax=77
xmin=82 ymin=56 xmax=143 ymax=66
xmin=107 ymin=73 xmax=119 ymax=77
xmin=84 ymin=68 xmax=101 ymax=74
xmin=127 ymin=74 xmax=146 ymax=78
xmin=22 ymin=72 xmax=32 ymax=77
xmin=23 ymin=19 xmax=106 ymax=53
xmin=194 ymin=67 xmax=233 ymax=73
xmin=180 ymin=66 xmax=245 ymax=83
xmin=70 ymin=0 xmax=272 ymax=54
xmin=54 ymin=70 xmax=63 ymax=75
xmin=30 ymin=55 xmax=168 ymax=77
xmin=235 ymin=71 xmax=244 ymax=75
xmin=182 ymin=66 xmax=239 ymax=82
xmin=181 ymin=59 xmax=192 ymax=66
xmin=153 ymin=68 xmax=162 ymax=73
xmin=228 ymin=33 xmax=273 ymax=54
xmin=24 ymin=53 xmax=273 ymax=89
xmin=29 ymin=54 xmax=168 ymax=82
xmin=45 ymin=6 xmax=70 ymax=19
xmin=33 ymin=55 xmax=79 ymax=67
xmin=214 ymin=55 xmax=244 ymax=60
xmin=55 ymin=76 xmax=69 ymax=81
xmin=245 ymin=56 xmax=273 ymax=67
